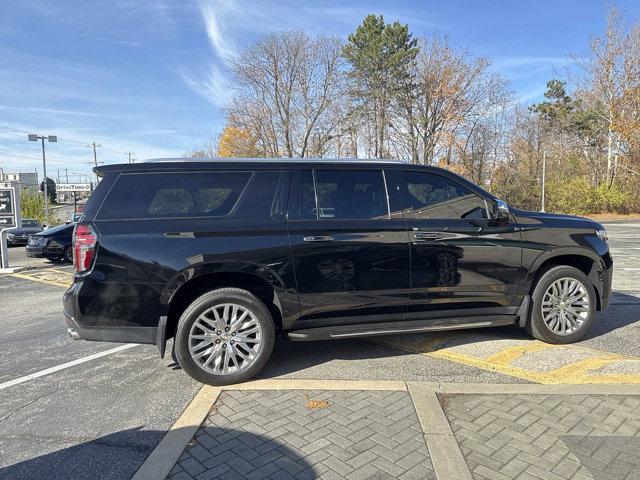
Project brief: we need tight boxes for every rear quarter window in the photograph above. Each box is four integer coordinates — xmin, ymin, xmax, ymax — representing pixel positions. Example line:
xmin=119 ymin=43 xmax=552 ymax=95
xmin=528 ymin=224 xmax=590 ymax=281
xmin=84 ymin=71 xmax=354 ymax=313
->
xmin=96 ymin=171 xmax=252 ymax=220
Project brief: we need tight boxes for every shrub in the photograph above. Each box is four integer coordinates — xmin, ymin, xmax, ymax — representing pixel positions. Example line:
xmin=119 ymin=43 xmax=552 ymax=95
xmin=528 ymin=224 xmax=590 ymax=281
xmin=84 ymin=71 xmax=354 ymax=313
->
xmin=20 ymin=189 xmax=60 ymax=225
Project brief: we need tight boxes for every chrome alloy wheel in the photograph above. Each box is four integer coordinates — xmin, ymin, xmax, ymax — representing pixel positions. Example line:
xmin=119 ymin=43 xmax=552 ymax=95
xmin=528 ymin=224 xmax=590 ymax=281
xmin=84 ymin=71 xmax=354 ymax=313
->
xmin=188 ymin=303 xmax=263 ymax=375
xmin=541 ymin=277 xmax=591 ymax=336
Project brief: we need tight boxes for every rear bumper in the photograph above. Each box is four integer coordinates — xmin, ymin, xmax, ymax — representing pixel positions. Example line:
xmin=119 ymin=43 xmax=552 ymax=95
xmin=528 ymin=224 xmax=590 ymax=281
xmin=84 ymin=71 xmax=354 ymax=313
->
xmin=63 ymin=283 xmax=166 ymax=356
xmin=63 ymin=285 xmax=158 ymax=344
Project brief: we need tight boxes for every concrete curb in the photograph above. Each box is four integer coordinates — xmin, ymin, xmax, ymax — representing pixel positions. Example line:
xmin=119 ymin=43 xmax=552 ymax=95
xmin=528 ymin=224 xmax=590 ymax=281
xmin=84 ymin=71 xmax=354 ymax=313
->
xmin=419 ymin=381 xmax=640 ymax=395
xmin=0 ymin=266 xmax=25 ymax=274
xmin=131 ymin=385 xmax=222 ymax=480
xmin=221 ymin=378 xmax=408 ymax=391
xmin=408 ymin=383 xmax=473 ymax=480
xmin=130 ymin=380 xmax=640 ymax=480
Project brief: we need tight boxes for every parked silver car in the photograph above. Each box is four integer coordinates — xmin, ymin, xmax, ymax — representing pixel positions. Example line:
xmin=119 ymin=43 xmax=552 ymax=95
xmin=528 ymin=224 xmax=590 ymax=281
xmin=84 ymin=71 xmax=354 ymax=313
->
xmin=5 ymin=219 xmax=43 ymax=245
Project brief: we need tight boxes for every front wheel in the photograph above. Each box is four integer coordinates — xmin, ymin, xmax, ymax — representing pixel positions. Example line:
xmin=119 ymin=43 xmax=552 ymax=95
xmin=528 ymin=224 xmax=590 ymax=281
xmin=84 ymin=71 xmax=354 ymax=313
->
xmin=63 ymin=246 xmax=73 ymax=263
xmin=527 ymin=266 xmax=596 ymax=344
xmin=174 ymin=288 xmax=275 ymax=386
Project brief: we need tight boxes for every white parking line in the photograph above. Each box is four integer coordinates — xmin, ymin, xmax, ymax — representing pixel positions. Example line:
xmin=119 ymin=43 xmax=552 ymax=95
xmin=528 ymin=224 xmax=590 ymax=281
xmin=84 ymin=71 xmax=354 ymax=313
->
xmin=0 ymin=343 xmax=138 ymax=391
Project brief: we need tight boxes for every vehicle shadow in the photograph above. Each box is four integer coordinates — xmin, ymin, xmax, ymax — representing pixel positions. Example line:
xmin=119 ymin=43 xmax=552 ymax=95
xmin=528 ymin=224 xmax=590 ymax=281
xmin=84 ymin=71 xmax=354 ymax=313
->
xmin=583 ymin=291 xmax=640 ymax=340
xmin=166 ymin=292 xmax=639 ymax=379
xmin=257 ymin=291 xmax=640 ymax=378
xmin=0 ymin=426 xmax=316 ymax=480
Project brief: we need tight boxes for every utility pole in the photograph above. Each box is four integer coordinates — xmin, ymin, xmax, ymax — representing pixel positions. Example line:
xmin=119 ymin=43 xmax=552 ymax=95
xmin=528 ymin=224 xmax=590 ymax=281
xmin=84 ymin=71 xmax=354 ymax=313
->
xmin=89 ymin=141 xmax=102 ymax=183
xmin=65 ymin=168 xmax=69 ymax=183
xmin=28 ymin=134 xmax=57 ymax=225
xmin=541 ymin=149 xmax=546 ymax=213
xmin=125 ymin=152 xmax=135 ymax=164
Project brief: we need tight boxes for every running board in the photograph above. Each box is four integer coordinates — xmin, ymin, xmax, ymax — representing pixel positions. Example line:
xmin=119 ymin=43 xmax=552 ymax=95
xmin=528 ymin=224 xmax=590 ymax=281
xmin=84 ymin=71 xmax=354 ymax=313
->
xmin=287 ymin=315 xmax=518 ymax=341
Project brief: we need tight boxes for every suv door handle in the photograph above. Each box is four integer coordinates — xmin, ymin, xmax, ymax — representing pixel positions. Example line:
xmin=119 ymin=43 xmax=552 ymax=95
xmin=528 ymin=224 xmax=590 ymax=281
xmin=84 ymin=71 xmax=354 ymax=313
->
xmin=303 ymin=235 xmax=334 ymax=242
xmin=414 ymin=232 xmax=443 ymax=241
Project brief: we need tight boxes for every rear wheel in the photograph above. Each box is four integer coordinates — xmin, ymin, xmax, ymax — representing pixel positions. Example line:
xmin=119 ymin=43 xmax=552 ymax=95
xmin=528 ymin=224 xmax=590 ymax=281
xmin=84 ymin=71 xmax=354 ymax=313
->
xmin=174 ymin=288 xmax=275 ymax=386
xmin=527 ymin=266 xmax=596 ymax=344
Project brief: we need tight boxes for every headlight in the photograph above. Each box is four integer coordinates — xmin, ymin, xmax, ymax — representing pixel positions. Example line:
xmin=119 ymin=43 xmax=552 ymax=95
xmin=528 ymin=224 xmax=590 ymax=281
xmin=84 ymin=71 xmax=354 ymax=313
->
xmin=596 ymin=229 xmax=608 ymax=241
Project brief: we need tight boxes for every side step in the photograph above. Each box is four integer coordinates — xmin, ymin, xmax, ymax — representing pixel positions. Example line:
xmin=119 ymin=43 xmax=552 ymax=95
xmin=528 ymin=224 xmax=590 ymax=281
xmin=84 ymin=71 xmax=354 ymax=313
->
xmin=287 ymin=315 xmax=518 ymax=341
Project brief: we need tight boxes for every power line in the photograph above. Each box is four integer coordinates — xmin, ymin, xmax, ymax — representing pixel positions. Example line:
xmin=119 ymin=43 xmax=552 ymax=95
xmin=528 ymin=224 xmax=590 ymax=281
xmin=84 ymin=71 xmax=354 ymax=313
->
xmin=56 ymin=137 xmax=90 ymax=146
xmin=0 ymin=147 xmax=93 ymax=165
xmin=0 ymin=125 xmax=32 ymax=135
xmin=0 ymin=125 xmax=132 ymax=158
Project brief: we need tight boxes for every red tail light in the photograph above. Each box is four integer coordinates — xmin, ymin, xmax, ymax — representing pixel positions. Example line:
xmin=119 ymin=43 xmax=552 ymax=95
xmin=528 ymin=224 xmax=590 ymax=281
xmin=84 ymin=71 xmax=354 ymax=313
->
xmin=73 ymin=224 xmax=97 ymax=273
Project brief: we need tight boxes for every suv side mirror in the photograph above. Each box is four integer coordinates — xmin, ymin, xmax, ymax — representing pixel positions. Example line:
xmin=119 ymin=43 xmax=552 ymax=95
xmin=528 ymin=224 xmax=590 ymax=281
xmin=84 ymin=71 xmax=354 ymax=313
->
xmin=492 ymin=199 xmax=510 ymax=225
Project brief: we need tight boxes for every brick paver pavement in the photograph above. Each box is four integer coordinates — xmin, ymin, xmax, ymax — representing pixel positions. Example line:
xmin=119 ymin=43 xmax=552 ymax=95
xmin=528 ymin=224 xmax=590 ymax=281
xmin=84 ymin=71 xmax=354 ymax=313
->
xmin=167 ymin=390 xmax=435 ymax=480
xmin=441 ymin=393 xmax=640 ymax=480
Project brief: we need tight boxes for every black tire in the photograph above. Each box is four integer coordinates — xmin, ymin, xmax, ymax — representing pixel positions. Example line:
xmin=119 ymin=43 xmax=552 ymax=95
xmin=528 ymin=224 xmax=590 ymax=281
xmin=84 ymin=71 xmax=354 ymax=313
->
xmin=174 ymin=288 xmax=275 ymax=386
xmin=63 ymin=245 xmax=73 ymax=264
xmin=527 ymin=266 xmax=597 ymax=344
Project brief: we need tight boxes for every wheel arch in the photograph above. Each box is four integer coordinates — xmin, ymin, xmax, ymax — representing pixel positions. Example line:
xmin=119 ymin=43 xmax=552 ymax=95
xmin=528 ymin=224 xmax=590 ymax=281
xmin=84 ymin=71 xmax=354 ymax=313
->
xmin=163 ymin=266 xmax=286 ymax=345
xmin=526 ymin=250 xmax=603 ymax=310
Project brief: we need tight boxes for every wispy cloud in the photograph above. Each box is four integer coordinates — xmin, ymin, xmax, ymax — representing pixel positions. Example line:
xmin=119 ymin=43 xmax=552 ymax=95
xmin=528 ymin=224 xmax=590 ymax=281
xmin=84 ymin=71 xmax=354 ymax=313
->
xmin=200 ymin=0 xmax=239 ymax=60
xmin=179 ymin=63 xmax=233 ymax=107
xmin=492 ymin=56 xmax=570 ymax=71
xmin=180 ymin=0 xmax=246 ymax=107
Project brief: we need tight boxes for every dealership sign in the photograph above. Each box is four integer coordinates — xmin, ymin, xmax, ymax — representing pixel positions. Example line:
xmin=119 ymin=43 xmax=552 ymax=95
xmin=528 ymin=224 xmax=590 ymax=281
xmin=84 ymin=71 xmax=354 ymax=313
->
xmin=1 ymin=186 xmax=20 ymax=268
xmin=57 ymin=183 xmax=91 ymax=192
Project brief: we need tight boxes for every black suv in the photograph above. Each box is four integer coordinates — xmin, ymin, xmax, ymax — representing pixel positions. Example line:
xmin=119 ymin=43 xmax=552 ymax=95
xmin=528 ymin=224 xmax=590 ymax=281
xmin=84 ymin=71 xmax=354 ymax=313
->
xmin=63 ymin=159 xmax=613 ymax=385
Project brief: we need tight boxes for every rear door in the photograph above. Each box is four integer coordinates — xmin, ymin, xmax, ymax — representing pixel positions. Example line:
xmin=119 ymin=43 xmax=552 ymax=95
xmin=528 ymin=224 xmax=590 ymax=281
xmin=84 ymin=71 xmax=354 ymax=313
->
xmin=399 ymin=169 xmax=522 ymax=315
xmin=287 ymin=166 xmax=411 ymax=328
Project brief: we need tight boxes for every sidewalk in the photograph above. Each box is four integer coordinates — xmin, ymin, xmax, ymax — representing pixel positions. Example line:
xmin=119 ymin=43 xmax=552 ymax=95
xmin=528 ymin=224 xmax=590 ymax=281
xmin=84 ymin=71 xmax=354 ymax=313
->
xmin=133 ymin=380 xmax=640 ymax=480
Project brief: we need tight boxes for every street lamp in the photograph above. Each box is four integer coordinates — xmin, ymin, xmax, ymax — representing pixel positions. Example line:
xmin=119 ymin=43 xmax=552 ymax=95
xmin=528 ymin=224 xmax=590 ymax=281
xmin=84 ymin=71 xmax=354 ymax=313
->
xmin=28 ymin=134 xmax=57 ymax=224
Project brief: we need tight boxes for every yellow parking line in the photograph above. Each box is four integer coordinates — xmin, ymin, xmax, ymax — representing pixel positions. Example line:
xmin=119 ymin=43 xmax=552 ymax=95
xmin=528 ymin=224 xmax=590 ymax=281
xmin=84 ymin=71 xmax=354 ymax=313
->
xmin=429 ymin=348 xmax=549 ymax=383
xmin=372 ymin=336 xmax=640 ymax=385
xmin=11 ymin=271 xmax=72 ymax=288
xmin=483 ymin=342 xmax=556 ymax=366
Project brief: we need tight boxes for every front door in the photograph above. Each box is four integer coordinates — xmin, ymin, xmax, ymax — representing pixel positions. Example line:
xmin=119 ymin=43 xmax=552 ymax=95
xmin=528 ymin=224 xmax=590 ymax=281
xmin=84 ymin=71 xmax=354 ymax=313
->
xmin=288 ymin=167 xmax=411 ymax=328
xmin=399 ymin=169 xmax=522 ymax=316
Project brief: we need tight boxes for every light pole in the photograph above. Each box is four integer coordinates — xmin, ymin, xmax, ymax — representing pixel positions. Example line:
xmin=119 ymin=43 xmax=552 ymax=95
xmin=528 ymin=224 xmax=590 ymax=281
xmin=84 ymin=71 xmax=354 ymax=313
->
xmin=28 ymin=134 xmax=57 ymax=224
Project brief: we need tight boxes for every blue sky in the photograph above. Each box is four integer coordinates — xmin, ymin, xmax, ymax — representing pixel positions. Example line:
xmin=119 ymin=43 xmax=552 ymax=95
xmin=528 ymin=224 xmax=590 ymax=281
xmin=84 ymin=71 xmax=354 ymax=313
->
xmin=0 ymin=0 xmax=635 ymax=179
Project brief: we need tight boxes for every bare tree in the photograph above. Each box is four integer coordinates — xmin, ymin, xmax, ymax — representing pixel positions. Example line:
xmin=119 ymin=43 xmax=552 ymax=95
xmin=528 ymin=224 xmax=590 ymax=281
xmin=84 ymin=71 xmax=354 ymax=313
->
xmin=390 ymin=35 xmax=512 ymax=181
xmin=228 ymin=30 xmax=348 ymax=158
xmin=570 ymin=6 xmax=640 ymax=185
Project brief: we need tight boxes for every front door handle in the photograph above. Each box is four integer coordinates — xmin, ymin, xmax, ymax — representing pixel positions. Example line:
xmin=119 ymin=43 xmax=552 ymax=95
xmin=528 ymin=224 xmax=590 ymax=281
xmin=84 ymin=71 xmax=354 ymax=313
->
xmin=414 ymin=232 xmax=443 ymax=241
xmin=303 ymin=235 xmax=334 ymax=242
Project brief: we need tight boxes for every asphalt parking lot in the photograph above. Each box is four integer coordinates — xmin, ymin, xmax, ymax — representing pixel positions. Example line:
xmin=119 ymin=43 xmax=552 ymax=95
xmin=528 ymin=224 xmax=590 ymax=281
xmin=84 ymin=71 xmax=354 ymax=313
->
xmin=0 ymin=221 xmax=639 ymax=479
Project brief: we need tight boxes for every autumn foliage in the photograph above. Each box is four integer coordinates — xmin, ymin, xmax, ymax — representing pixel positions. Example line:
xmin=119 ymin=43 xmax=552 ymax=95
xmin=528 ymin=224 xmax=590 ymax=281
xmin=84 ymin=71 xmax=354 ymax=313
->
xmin=186 ymin=7 xmax=640 ymax=214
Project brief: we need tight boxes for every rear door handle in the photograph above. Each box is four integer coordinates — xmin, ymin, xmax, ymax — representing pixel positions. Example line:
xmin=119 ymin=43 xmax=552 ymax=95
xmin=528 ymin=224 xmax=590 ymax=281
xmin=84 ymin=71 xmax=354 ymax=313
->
xmin=414 ymin=232 xmax=443 ymax=241
xmin=303 ymin=235 xmax=334 ymax=242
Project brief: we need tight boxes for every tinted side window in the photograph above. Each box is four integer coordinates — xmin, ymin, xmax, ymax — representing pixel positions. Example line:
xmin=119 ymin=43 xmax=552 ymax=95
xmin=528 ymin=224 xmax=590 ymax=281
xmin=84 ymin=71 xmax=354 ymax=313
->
xmin=302 ymin=170 xmax=389 ymax=220
xmin=404 ymin=171 xmax=488 ymax=219
xmin=98 ymin=171 xmax=251 ymax=220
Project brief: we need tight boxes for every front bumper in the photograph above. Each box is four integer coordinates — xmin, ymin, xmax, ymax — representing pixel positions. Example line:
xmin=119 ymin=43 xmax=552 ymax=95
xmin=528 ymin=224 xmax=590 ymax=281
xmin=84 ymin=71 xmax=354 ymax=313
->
xmin=7 ymin=235 xmax=28 ymax=245
xmin=589 ymin=252 xmax=613 ymax=310
xmin=25 ymin=245 xmax=46 ymax=258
